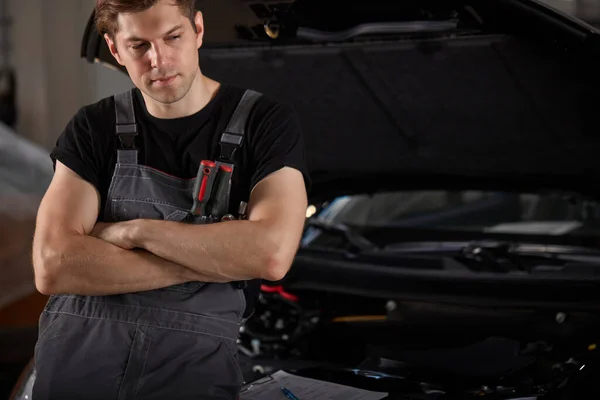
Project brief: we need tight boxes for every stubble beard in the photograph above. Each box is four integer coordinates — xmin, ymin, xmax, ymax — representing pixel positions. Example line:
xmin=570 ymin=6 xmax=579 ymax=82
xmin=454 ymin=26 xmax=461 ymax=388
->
xmin=145 ymin=69 xmax=198 ymax=105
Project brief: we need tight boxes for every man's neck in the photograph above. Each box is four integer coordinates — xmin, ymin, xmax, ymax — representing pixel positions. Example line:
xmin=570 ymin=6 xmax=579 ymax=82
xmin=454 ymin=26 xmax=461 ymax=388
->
xmin=142 ymin=70 xmax=220 ymax=119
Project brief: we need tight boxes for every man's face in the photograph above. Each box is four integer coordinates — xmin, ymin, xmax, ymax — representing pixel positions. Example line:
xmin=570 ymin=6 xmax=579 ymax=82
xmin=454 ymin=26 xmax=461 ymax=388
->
xmin=105 ymin=0 xmax=203 ymax=105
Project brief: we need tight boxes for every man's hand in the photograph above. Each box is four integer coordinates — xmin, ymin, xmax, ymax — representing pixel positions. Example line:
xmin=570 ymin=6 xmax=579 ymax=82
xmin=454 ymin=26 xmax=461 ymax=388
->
xmin=90 ymin=221 xmax=137 ymax=250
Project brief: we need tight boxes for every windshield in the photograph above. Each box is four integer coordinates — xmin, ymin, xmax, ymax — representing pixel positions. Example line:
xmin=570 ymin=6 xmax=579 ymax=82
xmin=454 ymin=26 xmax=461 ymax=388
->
xmin=306 ymin=190 xmax=600 ymax=237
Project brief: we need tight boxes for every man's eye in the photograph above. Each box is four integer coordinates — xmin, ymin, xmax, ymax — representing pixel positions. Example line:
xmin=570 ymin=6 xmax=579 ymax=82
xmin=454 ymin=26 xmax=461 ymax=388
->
xmin=168 ymin=35 xmax=181 ymax=40
xmin=131 ymin=43 xmax=146 ymax=50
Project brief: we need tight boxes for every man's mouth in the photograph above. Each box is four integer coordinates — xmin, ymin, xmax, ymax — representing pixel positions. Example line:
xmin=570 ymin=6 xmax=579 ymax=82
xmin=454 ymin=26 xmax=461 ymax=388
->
xmin=151 ymin=75 xmax=177 ymax=86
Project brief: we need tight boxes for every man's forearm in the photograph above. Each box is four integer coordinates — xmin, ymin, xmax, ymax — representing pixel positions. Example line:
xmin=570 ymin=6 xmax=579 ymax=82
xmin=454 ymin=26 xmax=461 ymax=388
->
xmin=35 ymin=234 xmax=217 ymax=296
xmin=127 ymin=168 xmax=307 ymax=283
xmin=129 ymin=219 xmax=284 ymax=282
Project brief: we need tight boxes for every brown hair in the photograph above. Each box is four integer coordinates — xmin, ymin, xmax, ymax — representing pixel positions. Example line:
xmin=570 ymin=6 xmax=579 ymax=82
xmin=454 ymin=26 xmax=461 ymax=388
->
xmin=95 ymin=0 xmax=197 ymax=38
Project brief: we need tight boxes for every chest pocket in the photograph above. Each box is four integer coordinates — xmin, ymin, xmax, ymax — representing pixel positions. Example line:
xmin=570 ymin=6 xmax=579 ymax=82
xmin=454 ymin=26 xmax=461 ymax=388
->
xmin=107 ymin=164 xmax=195 ymax=221
xmin=110 ymin=198 xmax=193 ymax=223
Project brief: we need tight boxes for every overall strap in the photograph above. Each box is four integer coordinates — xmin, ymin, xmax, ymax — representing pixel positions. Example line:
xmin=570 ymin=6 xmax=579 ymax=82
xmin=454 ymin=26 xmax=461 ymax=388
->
xmin=214 ymin=89 xmax=262 ymax=219
xmin=114 ymin=89 xmax=138 ymax=164
xmin=217 ymin=89 xmax=262 ymax=294
xmin=216 ymin=89 xmax=263 ymax=169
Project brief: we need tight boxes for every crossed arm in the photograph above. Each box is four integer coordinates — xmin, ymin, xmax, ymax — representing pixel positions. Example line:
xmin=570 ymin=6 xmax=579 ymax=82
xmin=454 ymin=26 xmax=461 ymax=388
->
xmin=32 ymin=161 xmax=308 ymax=296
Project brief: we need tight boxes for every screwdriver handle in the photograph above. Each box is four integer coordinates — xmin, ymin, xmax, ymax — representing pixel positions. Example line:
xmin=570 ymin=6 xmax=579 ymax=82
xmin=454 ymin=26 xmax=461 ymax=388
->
xmin=191 ymin=160 xmax=217 ymax=216
xmin=207 ymin=164 xmax=233 ymax=219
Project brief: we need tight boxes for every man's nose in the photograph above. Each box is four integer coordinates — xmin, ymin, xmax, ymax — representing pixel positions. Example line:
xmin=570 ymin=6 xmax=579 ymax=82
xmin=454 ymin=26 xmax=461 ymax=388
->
xmin=149 ymin=44 xmax=168 ymax=69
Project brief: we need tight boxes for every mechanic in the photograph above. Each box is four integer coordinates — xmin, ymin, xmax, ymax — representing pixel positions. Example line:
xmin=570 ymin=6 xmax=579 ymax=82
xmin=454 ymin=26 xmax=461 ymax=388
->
xmin=30 ymin=0 xmax=309 ymax=398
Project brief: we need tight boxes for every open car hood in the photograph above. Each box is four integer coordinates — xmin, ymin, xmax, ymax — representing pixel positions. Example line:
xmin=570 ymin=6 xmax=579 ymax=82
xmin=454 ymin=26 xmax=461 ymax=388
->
xmin=81 ymin=0 xmax=600 ymax=201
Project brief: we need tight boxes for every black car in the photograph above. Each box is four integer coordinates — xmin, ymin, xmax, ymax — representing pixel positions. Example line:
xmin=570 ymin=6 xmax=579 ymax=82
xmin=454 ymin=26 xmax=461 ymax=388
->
xmin=8 ymin=0 xmax=600 ymax=398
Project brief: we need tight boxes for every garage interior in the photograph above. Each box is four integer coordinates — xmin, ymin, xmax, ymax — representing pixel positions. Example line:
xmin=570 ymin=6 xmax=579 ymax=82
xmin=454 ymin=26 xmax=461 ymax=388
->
xmin=2 ymin=1 xmax=600 ymax=399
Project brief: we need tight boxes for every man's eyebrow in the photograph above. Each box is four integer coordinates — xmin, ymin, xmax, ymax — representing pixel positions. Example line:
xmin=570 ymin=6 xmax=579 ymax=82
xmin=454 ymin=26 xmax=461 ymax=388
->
xmin=164 ymin=25 xmax=183 ymax=36
xmin=124 ymin=25 xmax=183 ymax=42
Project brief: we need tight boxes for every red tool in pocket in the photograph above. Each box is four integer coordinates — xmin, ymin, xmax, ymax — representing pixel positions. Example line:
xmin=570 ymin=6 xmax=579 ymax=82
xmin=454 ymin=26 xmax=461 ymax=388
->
xmin=191 ymin=160 xmax=217 ymax=220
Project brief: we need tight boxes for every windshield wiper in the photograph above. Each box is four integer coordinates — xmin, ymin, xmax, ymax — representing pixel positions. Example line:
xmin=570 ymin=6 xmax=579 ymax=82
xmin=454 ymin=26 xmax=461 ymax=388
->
xmin=305 ymin=219 xmax=379 ymax=253
xmin=385 ymin=240 xmax=600 ymax=259
xmin=386 ymin=240 xmax=600 ymax=274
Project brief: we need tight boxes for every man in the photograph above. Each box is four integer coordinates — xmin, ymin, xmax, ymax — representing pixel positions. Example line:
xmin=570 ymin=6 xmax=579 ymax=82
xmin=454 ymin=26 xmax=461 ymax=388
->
xmin=30 ymin=0 xmax=309 ymax=398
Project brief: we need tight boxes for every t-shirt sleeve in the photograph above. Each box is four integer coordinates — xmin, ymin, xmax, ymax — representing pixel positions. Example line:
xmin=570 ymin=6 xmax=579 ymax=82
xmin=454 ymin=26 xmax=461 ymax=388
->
xmin=249 ymin=101 xmax=311 ymax=193
xmin=49 ymin=107 xmax=101 ymax=191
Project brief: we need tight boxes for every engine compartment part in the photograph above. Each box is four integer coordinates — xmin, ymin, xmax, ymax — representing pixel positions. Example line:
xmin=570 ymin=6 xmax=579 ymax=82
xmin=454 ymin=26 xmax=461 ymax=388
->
xmin=238 ymin=285 xmax=600 ymax=399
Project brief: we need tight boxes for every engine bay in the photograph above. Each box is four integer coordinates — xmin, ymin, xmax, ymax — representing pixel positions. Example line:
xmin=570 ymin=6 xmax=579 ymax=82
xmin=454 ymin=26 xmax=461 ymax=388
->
xmin=238 ymin=285 xmax=600 ymax=399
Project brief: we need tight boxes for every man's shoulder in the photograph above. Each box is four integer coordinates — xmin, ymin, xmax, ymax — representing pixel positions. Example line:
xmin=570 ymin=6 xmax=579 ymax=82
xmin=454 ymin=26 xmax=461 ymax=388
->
xmin=223 ymin=83 xmax=294 ymax=116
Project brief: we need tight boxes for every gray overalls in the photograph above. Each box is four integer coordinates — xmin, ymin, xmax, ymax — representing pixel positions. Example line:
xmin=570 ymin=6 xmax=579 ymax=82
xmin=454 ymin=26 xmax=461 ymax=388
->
xmin=32 ymin=89 xmax=262 ymax=399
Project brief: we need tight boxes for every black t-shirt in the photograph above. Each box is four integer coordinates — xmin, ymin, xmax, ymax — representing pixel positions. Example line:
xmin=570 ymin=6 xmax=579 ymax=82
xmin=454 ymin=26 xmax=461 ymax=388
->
xmin=51 ymin=83 xmax=310 ymax=216
xmin=49 ymin=82 xmax=311 ymax=316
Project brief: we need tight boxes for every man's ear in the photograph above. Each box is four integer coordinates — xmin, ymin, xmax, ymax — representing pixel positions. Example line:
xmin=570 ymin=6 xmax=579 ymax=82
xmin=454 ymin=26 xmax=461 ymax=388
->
xmin=193 ymin=11 xmax=204 ymax=49
xmin=104 ymin=33 xmax=125 ymax=66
